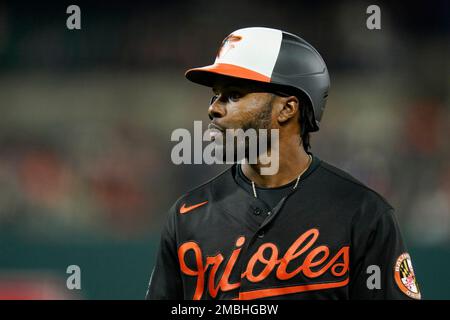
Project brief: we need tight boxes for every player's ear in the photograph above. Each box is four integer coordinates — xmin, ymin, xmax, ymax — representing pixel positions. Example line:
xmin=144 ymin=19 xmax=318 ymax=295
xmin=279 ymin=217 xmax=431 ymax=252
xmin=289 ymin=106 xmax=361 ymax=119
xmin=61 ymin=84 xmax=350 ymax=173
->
xmin=276 ymin=95 xmax=299 ymax=124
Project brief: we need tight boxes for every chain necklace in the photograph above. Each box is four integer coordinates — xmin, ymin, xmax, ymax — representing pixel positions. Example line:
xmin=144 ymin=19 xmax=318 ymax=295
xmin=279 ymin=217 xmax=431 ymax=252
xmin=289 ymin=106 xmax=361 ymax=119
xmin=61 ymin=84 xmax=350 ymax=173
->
xmin=251 ymin=154 xmax=312 ymax=198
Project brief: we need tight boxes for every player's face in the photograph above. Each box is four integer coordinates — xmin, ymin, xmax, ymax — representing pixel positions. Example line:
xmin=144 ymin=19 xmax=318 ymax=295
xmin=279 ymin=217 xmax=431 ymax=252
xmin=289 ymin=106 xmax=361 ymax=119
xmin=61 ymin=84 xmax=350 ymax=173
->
xmin=209 ymin=85 xmax=274 ymax=130
xmin=208 ymin=83 xmax=276 ymax=161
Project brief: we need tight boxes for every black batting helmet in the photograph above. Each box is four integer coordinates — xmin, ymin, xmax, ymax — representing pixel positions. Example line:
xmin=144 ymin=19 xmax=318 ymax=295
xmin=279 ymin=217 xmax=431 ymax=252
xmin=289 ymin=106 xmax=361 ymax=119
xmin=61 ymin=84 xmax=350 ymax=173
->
xmin=185 ymin=27 xmax=330 ymax=132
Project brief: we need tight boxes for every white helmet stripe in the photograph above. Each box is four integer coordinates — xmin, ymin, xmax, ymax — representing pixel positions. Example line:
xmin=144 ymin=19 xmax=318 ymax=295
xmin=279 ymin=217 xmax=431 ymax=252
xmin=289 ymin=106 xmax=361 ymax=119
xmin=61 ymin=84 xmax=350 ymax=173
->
xmin=214 ymin=27 xmax=282 ymax=79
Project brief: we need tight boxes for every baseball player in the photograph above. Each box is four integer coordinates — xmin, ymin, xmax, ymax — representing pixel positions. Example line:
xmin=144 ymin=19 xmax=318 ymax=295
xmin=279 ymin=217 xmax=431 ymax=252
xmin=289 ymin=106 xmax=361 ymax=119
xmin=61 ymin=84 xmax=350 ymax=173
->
xmin=146 ymin=27 xmax=421 ymax=300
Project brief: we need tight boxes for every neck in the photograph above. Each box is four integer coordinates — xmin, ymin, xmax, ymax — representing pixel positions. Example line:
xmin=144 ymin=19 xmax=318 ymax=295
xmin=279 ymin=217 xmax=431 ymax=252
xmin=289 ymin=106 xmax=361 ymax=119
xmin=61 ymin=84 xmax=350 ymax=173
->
xmin=242 ymin=142 xmax=311 ymax=188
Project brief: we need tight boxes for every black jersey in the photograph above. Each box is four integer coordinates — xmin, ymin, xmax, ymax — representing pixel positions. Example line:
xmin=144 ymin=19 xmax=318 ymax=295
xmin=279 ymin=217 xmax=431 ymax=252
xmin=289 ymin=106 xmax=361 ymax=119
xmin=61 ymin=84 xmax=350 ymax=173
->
xmin=146 ymin=154 xmax=421 ymax=300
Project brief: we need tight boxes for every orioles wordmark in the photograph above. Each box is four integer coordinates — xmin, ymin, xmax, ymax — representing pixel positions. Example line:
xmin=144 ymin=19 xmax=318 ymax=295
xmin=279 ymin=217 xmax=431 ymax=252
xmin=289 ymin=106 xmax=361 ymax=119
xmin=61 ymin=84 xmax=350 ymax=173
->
xmin=178 ymin=228 xmax=350 ymax=300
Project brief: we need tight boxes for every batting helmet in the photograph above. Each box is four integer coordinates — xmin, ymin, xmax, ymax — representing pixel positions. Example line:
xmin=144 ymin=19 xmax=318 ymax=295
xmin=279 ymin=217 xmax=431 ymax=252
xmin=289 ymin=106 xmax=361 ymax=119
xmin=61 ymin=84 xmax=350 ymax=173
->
xmin=185 ymin=27 xmax=330 ymax=132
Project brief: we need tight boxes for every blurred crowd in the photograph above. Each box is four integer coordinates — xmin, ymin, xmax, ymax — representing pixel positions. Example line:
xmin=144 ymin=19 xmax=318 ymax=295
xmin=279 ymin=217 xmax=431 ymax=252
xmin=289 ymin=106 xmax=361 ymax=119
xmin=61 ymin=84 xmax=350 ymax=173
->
xmin=0 ymin=0 xmax=448 ymax=245
xmin=0 ymin=114 xmax=170 ymax=239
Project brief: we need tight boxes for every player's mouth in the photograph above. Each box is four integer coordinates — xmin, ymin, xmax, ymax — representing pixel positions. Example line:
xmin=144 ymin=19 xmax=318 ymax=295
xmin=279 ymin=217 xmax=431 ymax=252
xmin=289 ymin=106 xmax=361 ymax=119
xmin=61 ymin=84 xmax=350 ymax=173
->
xmin=208 ymin=122 xmax=225 ymax=140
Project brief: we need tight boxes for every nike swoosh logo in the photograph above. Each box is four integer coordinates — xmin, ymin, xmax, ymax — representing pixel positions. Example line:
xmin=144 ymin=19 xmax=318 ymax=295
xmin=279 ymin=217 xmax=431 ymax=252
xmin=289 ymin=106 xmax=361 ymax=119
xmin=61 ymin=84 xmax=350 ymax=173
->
xmin=179 ymin=201 xmax=208 ymax=214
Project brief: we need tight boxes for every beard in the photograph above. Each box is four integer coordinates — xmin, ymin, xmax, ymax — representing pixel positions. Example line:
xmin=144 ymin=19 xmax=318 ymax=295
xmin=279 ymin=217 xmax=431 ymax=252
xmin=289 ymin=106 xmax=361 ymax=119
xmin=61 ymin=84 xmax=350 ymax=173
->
xmin=214 ymin=97 xmax=274 ymax=163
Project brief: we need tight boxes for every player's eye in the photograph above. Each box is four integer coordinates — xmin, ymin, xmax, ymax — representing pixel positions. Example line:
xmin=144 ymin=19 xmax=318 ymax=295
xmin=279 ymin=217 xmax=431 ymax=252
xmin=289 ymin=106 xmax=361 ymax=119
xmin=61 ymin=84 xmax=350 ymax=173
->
xmin=227 ymin=91 xmax=242 ymax=102
xmin=210 ymin=91 xmax=242 ymax=104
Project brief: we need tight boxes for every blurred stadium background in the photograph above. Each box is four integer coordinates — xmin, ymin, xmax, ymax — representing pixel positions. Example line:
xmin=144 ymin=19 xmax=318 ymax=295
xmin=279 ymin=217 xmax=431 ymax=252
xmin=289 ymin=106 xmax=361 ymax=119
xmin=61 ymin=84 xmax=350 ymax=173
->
xmin=0 ymin=0 xmax=449 ymax=299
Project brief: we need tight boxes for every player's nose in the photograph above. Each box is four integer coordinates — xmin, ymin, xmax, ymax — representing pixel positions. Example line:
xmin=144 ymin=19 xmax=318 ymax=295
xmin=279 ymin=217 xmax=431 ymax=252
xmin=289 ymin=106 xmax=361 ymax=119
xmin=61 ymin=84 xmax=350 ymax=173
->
xmin=208 ymin=96 xmax=226 ymax=120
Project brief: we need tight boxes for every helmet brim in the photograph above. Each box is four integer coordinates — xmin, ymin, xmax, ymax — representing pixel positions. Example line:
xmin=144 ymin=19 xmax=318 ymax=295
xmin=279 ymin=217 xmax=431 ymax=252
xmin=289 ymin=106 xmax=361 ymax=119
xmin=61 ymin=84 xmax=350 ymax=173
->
xmin=185 ymin=63 xmax=270 ymax=88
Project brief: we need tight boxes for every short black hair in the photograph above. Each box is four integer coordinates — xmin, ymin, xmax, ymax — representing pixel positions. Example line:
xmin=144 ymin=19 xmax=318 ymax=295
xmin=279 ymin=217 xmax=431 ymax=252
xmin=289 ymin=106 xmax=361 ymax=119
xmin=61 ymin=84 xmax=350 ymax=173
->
xmin=299 ymin=102 xmax=312 ymax=152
